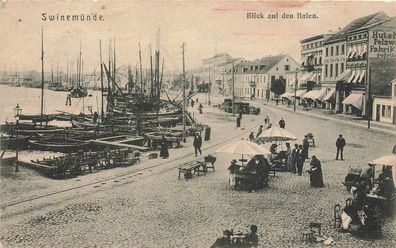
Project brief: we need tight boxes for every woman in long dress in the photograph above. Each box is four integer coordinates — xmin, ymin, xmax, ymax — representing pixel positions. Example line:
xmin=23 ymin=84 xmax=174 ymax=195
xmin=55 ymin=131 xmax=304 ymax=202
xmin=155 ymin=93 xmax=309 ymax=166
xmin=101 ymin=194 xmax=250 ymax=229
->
xmin=308 ymin=156 xmax=324 ymax=187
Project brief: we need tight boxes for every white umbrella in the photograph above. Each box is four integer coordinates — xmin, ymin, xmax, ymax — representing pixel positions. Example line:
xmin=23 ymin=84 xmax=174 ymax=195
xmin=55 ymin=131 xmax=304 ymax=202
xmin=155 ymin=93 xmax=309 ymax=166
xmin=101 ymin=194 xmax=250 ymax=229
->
xmin=256 ymin=126 xmax=297 ymax=143
xmin=369 ymin=154 xmax=396 ymax=187
xmin=216 ymin=139 xmax=270 ymax=164
xmin=369 ymin=154 xmax=396 ymax=167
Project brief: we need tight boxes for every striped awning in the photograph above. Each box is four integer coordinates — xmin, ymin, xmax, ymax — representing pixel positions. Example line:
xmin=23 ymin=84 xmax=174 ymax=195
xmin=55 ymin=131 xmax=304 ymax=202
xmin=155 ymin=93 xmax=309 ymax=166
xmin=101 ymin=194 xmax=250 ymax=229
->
xmin=308 ymin=72 xmax=317 ymax=82
xmin=300 ymin=71 xmax=314 ymax=82
xmin=342 ymin=93 xmax=364 ymax=110
xmin=294 ymin=89 xmax=306 ymax=98
xmin=280 ymin=92 xmax=293 ymax=100
xmin=314 ymin=88 xmax=328 ymax=101
xmin=302 ymin=90 xmax=319 ymax=100
xmin=348 ymin=70 xmax=356 ymax=83
xmin=360 ymin=45 xmax=367 ymax=56
xmin=338 ymin=69 xmax=351 ymax=82
xmin=352 ymin=69 xmax=361 ymax=83
xmin=323 ymin=88 xmax=336 ymax=102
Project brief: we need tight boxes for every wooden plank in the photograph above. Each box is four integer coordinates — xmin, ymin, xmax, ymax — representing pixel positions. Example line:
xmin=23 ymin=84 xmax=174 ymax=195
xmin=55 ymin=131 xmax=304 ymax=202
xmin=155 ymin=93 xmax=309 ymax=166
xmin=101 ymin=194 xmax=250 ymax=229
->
xmin=90 ymin=140 xmax=149 ymax=151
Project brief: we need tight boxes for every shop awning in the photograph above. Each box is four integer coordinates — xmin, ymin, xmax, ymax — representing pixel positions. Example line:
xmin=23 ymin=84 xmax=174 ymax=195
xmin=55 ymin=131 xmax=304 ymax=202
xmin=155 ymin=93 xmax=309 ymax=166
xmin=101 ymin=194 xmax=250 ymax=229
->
xmin=348 ymin=70 xmax=356 ymax=83
xmin=227 ymin=75 xmax=233 ymax=81
xmin=294 ymin=89 xmax=306 ymax=98
xmin=342 ymin=93 xmax=364 ymax=110
xmin=349 ymin=46 xmax=357 ymax=59
xmin=303 ymin=90 xmax=319 ymax=100
xmin=314 ymin=88 xmax=328 ymax=101
xmin=346 ymin=47 xmax=352 ymax=58
xmin=338 ymin=69 xmax=352 ymax=82
xmin=300 ymin=71 xmax=314 ymax=82
xmin=323 ymin=88 xmax=336 ymax=102
xmin=215 ymin=75 xmax=222 ymax=81
xmin=308 ymin=72 xmax=317 ymax=82
xmin=280 ymin=92 xmax=292 ymax=100
xmin=352 ymin=69 xmax=361 ymax=83
xmin=360 ymin=45 xmax=367 ymax=57
xmin=357 ymin=70 xmax=366 ymax=83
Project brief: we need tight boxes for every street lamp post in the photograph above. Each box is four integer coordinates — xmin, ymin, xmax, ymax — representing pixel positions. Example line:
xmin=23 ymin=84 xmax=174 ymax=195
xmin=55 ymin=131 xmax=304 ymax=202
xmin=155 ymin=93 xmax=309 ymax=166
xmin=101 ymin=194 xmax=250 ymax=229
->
xmin=13 ymin=103 xmax=22 ymax=172
xmin=294 ymin=70 xmax=299 ymax=112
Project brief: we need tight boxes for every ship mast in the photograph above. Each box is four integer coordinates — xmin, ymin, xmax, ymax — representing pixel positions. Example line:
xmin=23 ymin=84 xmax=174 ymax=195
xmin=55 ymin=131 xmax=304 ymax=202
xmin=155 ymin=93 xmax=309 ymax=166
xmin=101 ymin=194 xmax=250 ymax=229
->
xmin=40 ymin=27 xmax=45 ymax=125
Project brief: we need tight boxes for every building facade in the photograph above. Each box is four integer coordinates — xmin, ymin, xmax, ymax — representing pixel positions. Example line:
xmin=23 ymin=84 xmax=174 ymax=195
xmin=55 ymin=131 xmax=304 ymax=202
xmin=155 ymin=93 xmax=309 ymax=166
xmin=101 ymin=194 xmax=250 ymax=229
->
xmin=298 ymin=11 xmax=396 ymax=118
xmin=226 ymin=54 xmax=299 ymax=100
xmin=372 ymin=79 xmax=396 ymax=124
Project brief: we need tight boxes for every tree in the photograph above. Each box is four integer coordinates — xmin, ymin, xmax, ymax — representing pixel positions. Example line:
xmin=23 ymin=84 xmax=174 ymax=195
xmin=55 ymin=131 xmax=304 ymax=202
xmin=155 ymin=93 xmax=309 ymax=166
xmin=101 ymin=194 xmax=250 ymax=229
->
xmin=270 ymin=77 xmax=286 ymax=96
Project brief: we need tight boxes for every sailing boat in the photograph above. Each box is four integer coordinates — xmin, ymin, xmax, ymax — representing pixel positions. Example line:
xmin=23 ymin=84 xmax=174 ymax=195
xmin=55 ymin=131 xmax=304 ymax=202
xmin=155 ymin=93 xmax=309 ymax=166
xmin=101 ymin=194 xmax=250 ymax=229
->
xmin=70 ymin=42 xmax=88 ymax=98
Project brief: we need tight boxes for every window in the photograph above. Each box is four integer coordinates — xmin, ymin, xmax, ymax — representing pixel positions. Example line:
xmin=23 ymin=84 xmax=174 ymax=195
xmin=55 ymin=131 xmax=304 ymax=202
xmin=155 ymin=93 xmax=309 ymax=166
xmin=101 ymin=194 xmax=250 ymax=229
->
xmin=319 ymin=57 xmax=322 ymax=65
xmin=341 ymin=44 xmax=345 ymax=54
xmin=382 ymin=105 xmax=386 ymax=117
xmin=341 ymin=63 xmax=344 ymax=73
xmin=387 ymin=106 xmax=391 ymax=118
xmin=335 ymin=63 xmax=339 ymax=77
xmin=284 ymin=65 xmax=290 ymax=71
xmin=326 ymin=47 xmax=328 ymax=57
xmin=314 ymin=58 xmax=317 ymax=65
xmin=330 ymin=47 xmax=334 ymax=56
xmin=276 ymin=67 xmax=278 ymax=71
xmin=325 ymin=64 xmax=328 ymax=78
xmin=330 ymin=64 xmax=333 ymax=77
xmin=336 ymin=46 xmax=339 ymax=55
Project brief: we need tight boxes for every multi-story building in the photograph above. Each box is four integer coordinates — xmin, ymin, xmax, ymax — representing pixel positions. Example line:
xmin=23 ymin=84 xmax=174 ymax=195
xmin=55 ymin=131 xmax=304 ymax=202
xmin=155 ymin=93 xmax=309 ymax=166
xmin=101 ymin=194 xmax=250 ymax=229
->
xmin=299 ymin=11 xmax=396 ymax=118
xmin=342 ymin=14 xmax=395 ymax=116
xmin=225 ymin=54 xmax=298 ymax=100
xmin=322 ymin=29 xmax=347 ymax=111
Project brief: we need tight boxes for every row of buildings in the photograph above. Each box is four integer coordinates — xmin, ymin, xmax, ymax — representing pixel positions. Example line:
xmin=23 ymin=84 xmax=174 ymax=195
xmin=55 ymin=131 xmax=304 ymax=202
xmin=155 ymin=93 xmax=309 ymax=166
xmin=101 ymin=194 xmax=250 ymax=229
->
xmin=195 ymin=11 xmax=396 ymax=125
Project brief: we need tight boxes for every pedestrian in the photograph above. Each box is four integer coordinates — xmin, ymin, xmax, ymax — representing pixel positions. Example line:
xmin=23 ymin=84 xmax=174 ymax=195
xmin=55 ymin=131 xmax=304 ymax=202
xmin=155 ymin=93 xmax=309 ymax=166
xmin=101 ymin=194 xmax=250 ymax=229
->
xmin=266 ymin=123 xmax=272 ymax=130
xmin=65 ymin=93 xmax=72 ymax=106
xmin=279 ymin=117 xmax=285 ymax=129
xmin=291 ymin=144 xmax=299 ymax=173
xmin=302 ymin=135 xmax=309 ymax=159
xmin=236 ymin=116 xmax=241 ymax=128
xmin=285 ymin=142 xmax=293 ymax=171
xmin=336 ymin=134 xmax=346 ymax=160
xmin=159 ymin=134 xmax=169 ymax=159
xmin=191 ymin=99 xmax=195 ymax=108
xmin=193 ymin=132 xmax=202 ymax=156
xmin=239 ymin=110 xmax=243 ymax=120
xmin=264 ymin=115 xmax=270 ymax=124
xmin=275 ymin=98 xmax=279 ymax=105
xmin=256 ymin=125 xmax=263 ymax=138
xmin=198 ymin=103 xmax=203 ymax=114
xmin=297 ymin=145 xmax=305 ymax=176
xmin=307 ymin=155 xmax=324 ymax=187
xmin=227 ymin=159 xmax=239 ymax=189
xmin=249 ymin=132 xmax=255 ymax=141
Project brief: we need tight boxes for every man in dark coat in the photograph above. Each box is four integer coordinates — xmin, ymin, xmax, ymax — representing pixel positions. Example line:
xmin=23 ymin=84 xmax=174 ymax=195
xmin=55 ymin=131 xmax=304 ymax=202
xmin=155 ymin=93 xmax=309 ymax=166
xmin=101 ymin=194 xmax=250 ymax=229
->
xmin=249 ymin=132 xmax=255 ymax=141
xmin=256 ymin=125 xmax=263 ymax=138
xmin=307 ymin=156 xmax=324 ymax=187
xmin=302 ymin=135 xmax=309 ymax=159
xmin=336 ymin=134 xmax=346 ymax=160
xmin=159 ymin=135 xmax=169 ymax=159
xmin=291 ymin=144 xmax=299 ymax=173
xmin=297 ymin=145 xmax=305 ymax=176
xmin=279 ymin=117 xmax=285 ymax=129
xmin=193 ymin=133 xmax=202 ymax=156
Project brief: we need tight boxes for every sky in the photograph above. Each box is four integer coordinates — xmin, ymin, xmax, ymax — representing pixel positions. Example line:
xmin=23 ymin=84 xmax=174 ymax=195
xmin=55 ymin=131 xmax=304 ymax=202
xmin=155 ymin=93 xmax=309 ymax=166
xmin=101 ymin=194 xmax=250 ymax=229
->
xmin=0 ymin=1 xmax=396 ymax=74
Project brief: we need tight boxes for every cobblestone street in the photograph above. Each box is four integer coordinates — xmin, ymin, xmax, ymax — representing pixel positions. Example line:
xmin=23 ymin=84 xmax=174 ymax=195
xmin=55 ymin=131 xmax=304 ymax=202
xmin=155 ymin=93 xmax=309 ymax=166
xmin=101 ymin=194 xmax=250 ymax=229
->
xmin=1 ymin=94 xmax=395 ymax=247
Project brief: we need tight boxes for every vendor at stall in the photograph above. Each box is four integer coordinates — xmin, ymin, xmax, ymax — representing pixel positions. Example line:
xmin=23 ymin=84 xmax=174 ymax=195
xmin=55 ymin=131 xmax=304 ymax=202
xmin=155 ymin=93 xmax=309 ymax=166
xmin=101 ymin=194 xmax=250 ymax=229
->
xmin=228 ymin=159 xmax=240 ymax=188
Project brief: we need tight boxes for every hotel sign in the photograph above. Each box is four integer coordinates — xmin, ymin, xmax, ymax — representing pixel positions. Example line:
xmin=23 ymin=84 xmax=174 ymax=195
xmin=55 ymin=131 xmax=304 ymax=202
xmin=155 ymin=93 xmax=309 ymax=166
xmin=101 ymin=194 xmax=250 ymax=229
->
xmin=368 ymin=31 xmax=396 ymax=59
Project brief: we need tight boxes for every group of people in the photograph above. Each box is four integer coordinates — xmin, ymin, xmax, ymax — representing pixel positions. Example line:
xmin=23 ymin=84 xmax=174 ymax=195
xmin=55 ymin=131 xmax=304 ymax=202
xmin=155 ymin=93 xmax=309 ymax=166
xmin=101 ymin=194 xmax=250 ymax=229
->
xmin=159 ymin=132 xmax=203 ymax=159
xmin=228 ymin=155 xmax=271 ymax=191
xmin=211 ymin=225 xmax=259 ymax=248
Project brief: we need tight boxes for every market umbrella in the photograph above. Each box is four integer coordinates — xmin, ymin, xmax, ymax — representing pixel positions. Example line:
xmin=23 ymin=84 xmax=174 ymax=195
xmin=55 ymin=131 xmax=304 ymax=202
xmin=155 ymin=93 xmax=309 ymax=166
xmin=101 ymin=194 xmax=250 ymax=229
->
xmin=256 ymin=126 xmax=297 ymax=143
xmin=215 ymin=139 xmax=270 ymax=164
xmin=369 ymin=154 xmax=396 ymax=187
